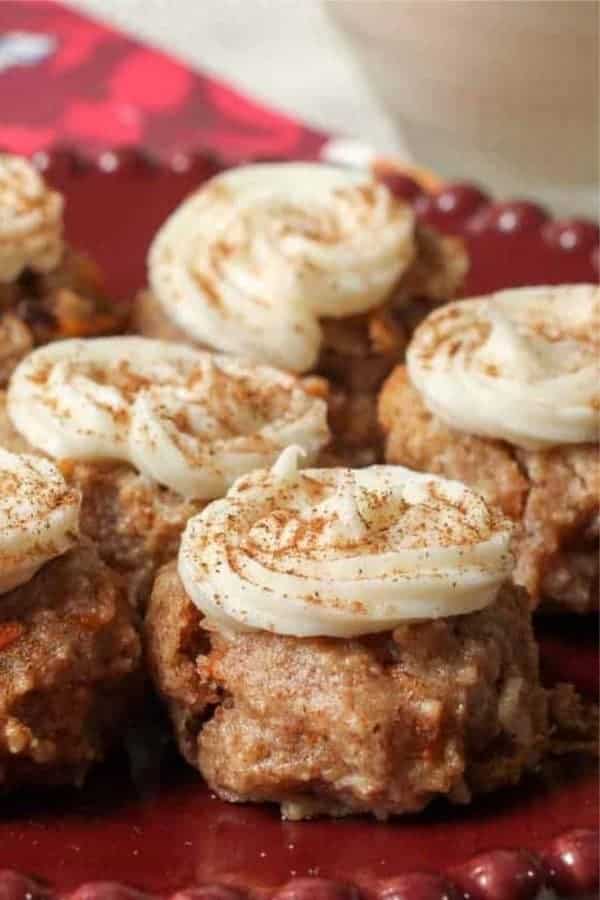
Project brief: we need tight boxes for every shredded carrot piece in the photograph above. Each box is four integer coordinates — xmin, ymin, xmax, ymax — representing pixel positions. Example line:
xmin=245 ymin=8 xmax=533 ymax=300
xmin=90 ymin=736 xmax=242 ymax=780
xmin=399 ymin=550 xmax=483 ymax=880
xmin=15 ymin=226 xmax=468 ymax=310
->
xmin=0 ymin=621 xmax=24 ymax=652
xmin=58 ymin=313 xmax=123 ymax=338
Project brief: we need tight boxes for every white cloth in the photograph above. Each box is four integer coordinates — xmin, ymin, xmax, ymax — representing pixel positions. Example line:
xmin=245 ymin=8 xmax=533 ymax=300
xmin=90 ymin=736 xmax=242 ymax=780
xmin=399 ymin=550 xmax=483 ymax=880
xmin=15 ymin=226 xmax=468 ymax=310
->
xmin=70 ymin=0 xmax=408 ymax=156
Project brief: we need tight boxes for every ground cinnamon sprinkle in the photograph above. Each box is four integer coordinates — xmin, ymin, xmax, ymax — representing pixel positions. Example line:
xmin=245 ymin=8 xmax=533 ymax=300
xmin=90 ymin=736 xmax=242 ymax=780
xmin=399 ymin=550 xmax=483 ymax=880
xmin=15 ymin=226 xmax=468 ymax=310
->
xmin=192 ymin=270 xmax=225 ymax=311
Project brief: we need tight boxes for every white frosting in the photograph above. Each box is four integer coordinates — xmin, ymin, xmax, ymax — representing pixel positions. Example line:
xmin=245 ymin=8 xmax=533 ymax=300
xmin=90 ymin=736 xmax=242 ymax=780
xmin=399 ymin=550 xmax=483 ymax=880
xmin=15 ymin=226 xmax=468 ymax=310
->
xmin=0 ymin=448 xmax=80 ymax=595
xmin=149 ymin=162 xmax=415 ymax=372
xmin=407 ymin=284 xmax=600 ymax=448
xmin=0 ymin=154 xmax=64 ymax=283
xmin=7 ymin=337 xmax=329 ymax=499
xmin=178 ymin=447 xmax=514 ymax=638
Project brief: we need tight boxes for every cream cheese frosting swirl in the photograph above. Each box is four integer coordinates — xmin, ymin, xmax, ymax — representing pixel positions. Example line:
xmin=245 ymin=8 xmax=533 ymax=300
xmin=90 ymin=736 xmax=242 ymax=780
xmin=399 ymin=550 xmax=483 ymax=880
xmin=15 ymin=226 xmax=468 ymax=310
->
xmin=407 ymin=284 xmax=600 ymax=448
xmin=149 ymin=162 xmax=415 ymax=372
xmin=178 ymin=446 xmax=514 ymax=637
xmin=0 ymin=154 xmax=64 ymax=283
xmin=7 ymin=337 xmax=329 ymax=499
xmin=0 ymin=448 xmax=80 ymax=595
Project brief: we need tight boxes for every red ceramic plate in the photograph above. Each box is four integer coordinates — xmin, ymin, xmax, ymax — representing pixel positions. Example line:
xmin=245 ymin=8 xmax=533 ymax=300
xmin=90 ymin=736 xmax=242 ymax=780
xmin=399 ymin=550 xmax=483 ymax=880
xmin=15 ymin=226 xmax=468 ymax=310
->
xmin=1 ymin=150 xmax=598 ymax=899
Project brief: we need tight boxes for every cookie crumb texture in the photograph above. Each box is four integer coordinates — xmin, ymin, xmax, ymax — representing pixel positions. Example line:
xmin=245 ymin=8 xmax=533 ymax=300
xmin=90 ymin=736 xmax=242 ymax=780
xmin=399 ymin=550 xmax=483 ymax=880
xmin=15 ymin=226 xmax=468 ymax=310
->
xmin=144 ymin=565 xmax=593 ymax=821
xmin=0 ymin=543 xmax=142 ymax=790
xmin=67 ymin=460 xmax=205 ymax=607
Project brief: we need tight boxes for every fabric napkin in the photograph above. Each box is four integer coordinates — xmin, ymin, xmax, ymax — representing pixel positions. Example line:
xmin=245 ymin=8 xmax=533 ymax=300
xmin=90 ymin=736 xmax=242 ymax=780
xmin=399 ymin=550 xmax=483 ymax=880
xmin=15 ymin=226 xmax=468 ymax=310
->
xmin=0 ymin=0 xmax=333 ymax=162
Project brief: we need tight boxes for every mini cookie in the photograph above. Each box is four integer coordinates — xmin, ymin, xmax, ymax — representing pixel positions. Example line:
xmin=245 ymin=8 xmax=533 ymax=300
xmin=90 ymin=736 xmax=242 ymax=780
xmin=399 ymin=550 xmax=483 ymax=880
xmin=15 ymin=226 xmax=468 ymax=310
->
xmin=6 ymin=336 xmax=330 ymax=603
xmin=135 ymin=163 xmax=466 ymax=462
xmin=0 ymin=154 xmax=127 ymax=386
xmin=145 ymin=449 xmax=594 ymax=819
xmin=0 ymin=448 xmax=141 ymax=791
xmin=379 ymin=284 xmax=600 ymax=613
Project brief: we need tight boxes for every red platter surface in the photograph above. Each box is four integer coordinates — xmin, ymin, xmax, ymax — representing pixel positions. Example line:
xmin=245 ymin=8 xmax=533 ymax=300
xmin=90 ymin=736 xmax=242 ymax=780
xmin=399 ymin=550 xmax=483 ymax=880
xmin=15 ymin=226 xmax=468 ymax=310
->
xmin=0 ymin=150 xmax=597 ymax=897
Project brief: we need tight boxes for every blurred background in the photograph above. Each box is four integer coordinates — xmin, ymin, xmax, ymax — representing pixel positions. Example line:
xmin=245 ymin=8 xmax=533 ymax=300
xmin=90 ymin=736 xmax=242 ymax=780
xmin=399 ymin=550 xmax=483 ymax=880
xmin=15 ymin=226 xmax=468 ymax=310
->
xmin=71 ymin=0 xmax=408 ymax=156
xmin=5 ymin=0 xmax=599 ymax=217
xmin=71 ymin=0 xmax=599 ymax=217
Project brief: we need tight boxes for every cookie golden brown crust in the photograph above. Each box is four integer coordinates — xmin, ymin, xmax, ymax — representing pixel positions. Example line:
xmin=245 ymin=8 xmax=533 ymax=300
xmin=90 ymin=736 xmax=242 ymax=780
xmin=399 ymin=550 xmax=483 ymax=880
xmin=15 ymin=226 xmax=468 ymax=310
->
xmin=0 ymin=315 xmax=33 ymax=387
xmin=378 ymin=367 xmax=600 ymax=613
xmin=145 ymin=563 xmax=565 ymax=820
xmin=0 ymin=542 xmax=142 ymax=791
xmin=0 ymin=249 xmax=128 ymax=386
xmin=133 ymin=288 xmax=196 ymax=348
xmin=62 ymin=459 xmax=206 ymax=607
xmin=134 ymin=226 xmax=467 ymax=463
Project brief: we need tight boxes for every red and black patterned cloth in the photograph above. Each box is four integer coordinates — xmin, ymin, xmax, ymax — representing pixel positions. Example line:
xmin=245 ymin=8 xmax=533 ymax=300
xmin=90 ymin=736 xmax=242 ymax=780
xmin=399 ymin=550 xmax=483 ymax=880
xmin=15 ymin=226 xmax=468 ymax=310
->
xmin=0 ymin=1 xmax=329 ymax=161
